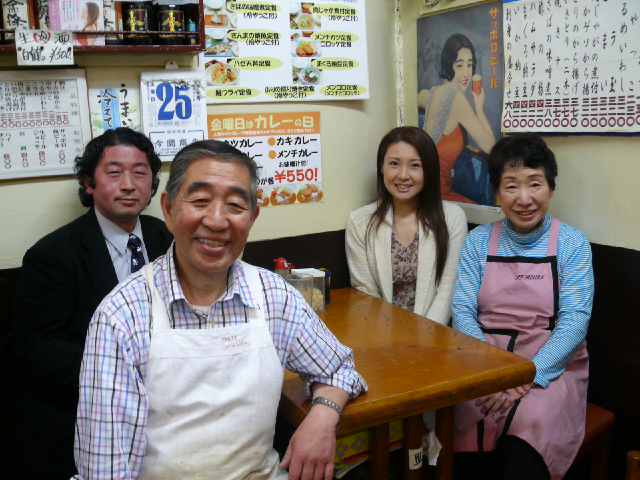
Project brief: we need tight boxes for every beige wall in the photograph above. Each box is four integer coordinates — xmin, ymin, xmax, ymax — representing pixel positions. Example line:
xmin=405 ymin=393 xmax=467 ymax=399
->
xmin=2 ymin=0 xmax=638 ymax=269
xmin=401 ymin=0 xmax=640 ymax=251
xmin=0 ymin=0 xmax=397 ymax=269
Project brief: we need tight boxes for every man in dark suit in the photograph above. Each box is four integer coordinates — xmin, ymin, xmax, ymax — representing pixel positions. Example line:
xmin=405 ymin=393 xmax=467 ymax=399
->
xmin=14 ymin=128 xmax=173 ymax=479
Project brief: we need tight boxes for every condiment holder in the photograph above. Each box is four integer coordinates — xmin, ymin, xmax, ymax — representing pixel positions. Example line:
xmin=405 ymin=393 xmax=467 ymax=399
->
xmin=284 ymin=268 xmax=325 ymax=313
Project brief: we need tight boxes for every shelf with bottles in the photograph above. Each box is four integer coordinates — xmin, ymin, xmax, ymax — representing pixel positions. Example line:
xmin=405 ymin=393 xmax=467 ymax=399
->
xmin=0 ymin=0 xmax=204 ymax=54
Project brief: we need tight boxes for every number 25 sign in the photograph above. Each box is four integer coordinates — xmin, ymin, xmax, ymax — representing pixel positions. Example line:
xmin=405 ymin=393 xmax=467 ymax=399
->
xmin=141 ymin=70 xmax=208 ymax=161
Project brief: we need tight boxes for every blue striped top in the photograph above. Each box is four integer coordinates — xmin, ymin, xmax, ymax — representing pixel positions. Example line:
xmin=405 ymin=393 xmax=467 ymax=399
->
xmin=451 ymin=215 xmax=594 ymax=388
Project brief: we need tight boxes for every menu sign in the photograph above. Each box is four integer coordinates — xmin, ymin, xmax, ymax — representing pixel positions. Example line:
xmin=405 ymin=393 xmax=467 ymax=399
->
xmin=0 ymin=69 xmax=91 ymax=180
xmin=15 ymin=29 xmax=74 ymax=66
xmin=208 ymin=111 xmax=323 ymax=207
xmin=202 ymin=0 xmax=368 ymax=103
xmin=502 ymin=0 xmax=640 ymax=133
xmin=89 ymin=82 xmax=141 ymax=136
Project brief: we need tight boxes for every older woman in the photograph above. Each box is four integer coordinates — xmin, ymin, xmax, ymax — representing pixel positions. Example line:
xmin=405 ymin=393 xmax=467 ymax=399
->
xmin=346 ymin=126 xmax=467 ymax=325
xmin=451 ymin=134 xmax=594 ymax=479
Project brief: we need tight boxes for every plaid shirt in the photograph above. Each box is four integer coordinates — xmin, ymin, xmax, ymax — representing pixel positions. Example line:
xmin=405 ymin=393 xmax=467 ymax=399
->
xmin=74 ymin=245 xmax=366 ymax=479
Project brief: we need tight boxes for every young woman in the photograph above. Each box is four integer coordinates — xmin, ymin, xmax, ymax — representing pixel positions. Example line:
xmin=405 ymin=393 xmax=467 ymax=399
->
xmin=452 ymin=134 xmax=594 ymax=479
xmin=418 ymin=33 xmax=496 ymax=204
xmin=346 ymin=126 xmax=467 ymax=325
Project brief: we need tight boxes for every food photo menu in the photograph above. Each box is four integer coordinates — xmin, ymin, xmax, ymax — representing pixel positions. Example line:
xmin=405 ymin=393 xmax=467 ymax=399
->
xmin=202 ymin=0 xmax=368 ymax=103
xmin=208 ymin=111 xmax=323 ymax=207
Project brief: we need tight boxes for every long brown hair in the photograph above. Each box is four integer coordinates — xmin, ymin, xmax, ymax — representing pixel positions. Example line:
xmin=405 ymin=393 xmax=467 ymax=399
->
xmin=366 ymin=126 xmax=450 ymax=285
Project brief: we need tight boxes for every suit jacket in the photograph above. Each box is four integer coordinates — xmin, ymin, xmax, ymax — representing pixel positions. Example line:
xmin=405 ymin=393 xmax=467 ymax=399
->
xmin=14 ymin=208 xmax=172 ymax=477
xmin=345 ymin=201 xmax=467 ymax=325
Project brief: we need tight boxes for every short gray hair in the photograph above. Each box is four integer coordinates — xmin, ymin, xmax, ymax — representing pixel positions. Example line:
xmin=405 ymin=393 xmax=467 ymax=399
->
xmin=165 ymin=140 xmax=259 ymax=211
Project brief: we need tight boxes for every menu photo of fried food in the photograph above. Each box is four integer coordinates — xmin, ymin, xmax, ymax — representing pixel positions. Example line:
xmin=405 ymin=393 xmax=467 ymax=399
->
xmin=206 ymin=59 xmax=238 ymax=85
xmin=205 ymin=29 xmax=238 ymax=57
xmin=256 ymin=188 xmax=270 ymax=207
xmin=296 ymin=184 xmax=323 ymax=203
xmin=205 ymin=8 xmax=236 ymax=28
xmin=270 ymin=187 xmax=297 ymax=206
xmin=293 ymin=38 xmax=320 ymax=58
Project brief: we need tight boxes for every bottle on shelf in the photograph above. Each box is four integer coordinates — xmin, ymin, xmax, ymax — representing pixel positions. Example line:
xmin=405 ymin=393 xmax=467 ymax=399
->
xmin=182 ymin=0 xmax=198 ymax=45
xmin=104 ymin=0 xmax=123 ymax=45
xmin=156 ymin=0 xmax=184 ymax=45
xmin=123 ymin=0 xmax=154 ymax=44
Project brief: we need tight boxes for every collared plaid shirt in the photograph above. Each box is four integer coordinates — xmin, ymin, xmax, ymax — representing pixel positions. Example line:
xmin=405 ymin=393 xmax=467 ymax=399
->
xmin=74 ymin=244 xmax=367 ymax=479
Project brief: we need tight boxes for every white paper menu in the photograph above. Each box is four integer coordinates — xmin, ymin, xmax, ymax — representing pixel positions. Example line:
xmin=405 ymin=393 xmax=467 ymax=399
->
xmin=0 ymin=69 xmax=91 ymax=180
xmin=502 ymin=0 xmax=640 ymax=133
xmin=202 ymin=0 xmax=369 ymax=103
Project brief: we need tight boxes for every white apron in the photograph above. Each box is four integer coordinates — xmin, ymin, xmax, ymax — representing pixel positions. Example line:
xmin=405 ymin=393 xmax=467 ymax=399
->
xmin=139 ymin=262 xmax=287 ymax=480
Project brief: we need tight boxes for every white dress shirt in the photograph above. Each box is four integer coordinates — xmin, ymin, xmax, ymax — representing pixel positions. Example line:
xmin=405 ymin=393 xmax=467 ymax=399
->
xmin=95 ymin=208 xmax=149 ymax=282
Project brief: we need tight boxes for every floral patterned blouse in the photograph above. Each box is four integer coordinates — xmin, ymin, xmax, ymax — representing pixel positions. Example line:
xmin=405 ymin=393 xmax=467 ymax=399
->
xmin=391 ymin=231 xmax=419 ymax=311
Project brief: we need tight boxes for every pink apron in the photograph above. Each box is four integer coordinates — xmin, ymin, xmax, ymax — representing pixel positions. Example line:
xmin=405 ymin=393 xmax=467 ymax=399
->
xmin=454 ymin=219 xmax=588 ymax=479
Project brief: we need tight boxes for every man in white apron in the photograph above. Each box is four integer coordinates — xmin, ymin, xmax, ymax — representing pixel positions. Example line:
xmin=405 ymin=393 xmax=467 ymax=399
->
xmin=74 ymin=141 xmax=367 ymax=480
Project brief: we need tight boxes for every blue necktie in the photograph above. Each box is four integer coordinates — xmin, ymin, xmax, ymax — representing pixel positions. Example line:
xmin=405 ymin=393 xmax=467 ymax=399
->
xmin=127 ymin=234 xmax=145 ymax=273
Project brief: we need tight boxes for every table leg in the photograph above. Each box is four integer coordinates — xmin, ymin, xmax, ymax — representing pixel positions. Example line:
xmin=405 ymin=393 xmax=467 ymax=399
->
xmin=368 ymin=424 xmax=390 ymax=480
xmin=435 ymin=407 xmax=454 ymax=480
xmin=403 ymin=415 xmax=425 ymax=480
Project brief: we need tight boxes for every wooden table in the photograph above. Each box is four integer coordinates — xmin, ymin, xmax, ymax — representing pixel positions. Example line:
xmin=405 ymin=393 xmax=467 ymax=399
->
xmin=279 ymin=288 xmax=535 ymax=480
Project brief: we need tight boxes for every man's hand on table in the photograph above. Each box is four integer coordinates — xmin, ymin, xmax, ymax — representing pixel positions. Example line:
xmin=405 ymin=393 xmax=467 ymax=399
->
xmin=280 ymin=385 xmax=348 ymax=480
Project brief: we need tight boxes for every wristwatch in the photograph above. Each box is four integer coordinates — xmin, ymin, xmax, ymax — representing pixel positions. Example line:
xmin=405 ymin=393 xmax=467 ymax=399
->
xmin=311 ymin=396 xmax=343 ymax=415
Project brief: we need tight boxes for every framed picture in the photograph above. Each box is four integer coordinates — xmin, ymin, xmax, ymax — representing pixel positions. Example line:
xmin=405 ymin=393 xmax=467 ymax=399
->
xmin=417 ymin=1 xmax=503 ymax=208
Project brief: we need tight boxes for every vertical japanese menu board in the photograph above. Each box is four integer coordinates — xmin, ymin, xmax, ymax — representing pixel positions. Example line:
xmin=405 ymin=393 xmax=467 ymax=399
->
xmin=0 ymin=69 xmax=91 ymax=180
xmin=208 ymin=112 xmax=323 ymax=207
xmin=203 ymin=0 xmax=368 ymax=103
xmin=141 ymin=70 xmax=208 ymax=161
xmin=89 ymin=82 xmax=141 ymax=137
xmin=502 ymin=0 xmax=640 ymax=133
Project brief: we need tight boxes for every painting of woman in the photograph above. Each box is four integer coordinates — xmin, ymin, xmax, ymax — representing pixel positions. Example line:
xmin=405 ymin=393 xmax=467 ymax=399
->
xmin=77 ymin=1 xmax=101 ymax=46
xmin=417 ymin=3 xmax=503 ymax=207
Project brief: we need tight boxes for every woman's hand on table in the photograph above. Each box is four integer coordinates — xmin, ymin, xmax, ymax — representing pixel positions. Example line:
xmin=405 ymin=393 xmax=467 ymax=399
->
xmin=280 ymin=404 xmax=339 ymax=480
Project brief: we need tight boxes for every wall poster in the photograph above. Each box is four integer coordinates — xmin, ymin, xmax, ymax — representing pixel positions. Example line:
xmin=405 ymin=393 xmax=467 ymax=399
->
xmin=417 ymin=2 xmax=503 ymax=209
xmin=141 ymin=70 xmax=208 ymax=161
xmin=502 ymin=0 xmax=640 ymax=133
xmin=0 ymin=69 xmax=91 ymax=180
xmin=89 ymin=81 xmax=141 ymax=137
xmin=208 ymin=111 xmax=323 ymax=207
xmin=202 ymin=0 xmax=368 ymax=103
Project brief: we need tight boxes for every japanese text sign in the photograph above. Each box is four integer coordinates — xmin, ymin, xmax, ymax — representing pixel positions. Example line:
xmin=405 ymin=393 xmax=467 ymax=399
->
xmin=208 ymin=111 xmax=323 ymax=207
xmin=0 ymin=69 xmax=91 ymax=180
xmin=141 ymin=70 xmax=208 ymax=161
xmin=89 ymin=82 xmax=141 ymax=136
xmin=502 ymin=0 xmax=640 ymax=133
xmin=15 ymin=29 xmax=74 ymax=66
xmin=202 ymin=0 xmax=369 ymax=103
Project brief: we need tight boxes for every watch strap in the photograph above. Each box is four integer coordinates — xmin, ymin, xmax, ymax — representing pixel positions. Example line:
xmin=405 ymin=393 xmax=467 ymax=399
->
xmin=311 ymin=395 xmax=343 ymax=415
